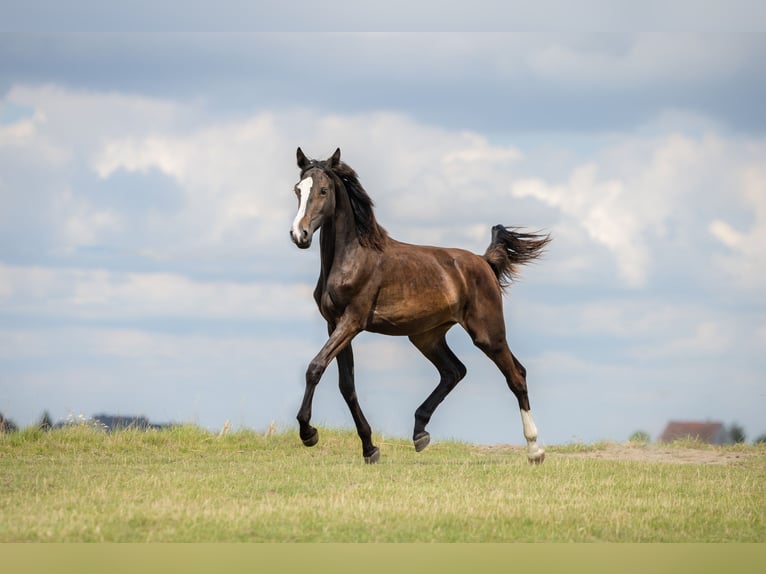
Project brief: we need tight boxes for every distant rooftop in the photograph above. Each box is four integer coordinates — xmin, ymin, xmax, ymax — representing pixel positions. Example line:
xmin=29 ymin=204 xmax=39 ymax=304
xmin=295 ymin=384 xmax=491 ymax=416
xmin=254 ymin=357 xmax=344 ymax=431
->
xmin=659 ymin=421 xmax=732 ymax=445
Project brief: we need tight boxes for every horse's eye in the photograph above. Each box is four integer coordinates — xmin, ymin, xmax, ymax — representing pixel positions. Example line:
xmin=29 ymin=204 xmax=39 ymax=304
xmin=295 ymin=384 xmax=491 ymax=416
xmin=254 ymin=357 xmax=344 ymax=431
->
xmin=320 ymin=188 xmax=328 ymax=196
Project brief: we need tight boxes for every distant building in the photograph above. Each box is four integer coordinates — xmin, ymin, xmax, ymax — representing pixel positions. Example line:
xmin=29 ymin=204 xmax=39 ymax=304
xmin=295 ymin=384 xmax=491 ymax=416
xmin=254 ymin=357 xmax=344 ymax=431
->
xmin=52 ymin=414 xmax=173 ymax=432
xmin=659 ymin=421 xmax=733 ymax=445
xmin=92 ymin=414 xmax=151 ymax=430
xmin=0 ymin=413 xmax=18 ymax=433
xmin=92 ymin=414 xmax=173 ymax=431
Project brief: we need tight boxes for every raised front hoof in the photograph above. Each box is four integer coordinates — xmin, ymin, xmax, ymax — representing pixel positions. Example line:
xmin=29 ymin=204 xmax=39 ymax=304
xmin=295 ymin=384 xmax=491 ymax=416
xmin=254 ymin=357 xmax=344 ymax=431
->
xmin=364 ymin=447 xmax=380 ymax=464
xmin=413 ymin=432 xmax=431 ymax=452
xmin=300 ymin=428 xmax=319 ymax=447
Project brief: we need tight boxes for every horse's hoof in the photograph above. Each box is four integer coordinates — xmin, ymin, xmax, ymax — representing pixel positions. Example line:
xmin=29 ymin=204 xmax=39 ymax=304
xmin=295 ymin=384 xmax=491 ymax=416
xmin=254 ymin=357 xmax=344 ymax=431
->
xmin=527 ymin=442 xmax=545 ymax=464
xmin=414 ymin=432 xmax=431 ymax=452
xmin=301 ymin=428 xmax=319 ymax=447
xmin=527 ymin=452 xmax=545 ymax=465
xmin=364 ymin=447 xmax=380 ymax=464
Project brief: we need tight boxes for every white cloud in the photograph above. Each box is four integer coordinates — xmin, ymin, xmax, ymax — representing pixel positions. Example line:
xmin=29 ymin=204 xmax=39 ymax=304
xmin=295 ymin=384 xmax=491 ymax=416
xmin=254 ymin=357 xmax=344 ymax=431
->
xmin=0 ymin=263 xmax=315 ymax=321
xmin=509 ymin=130 xmax=766 ymax=289
xmin=709 ymin=220 xmax=745 ymax=250
xmin=0 ymin=86 xmax=196 ymax=256
xmin=0 ymin=108 xmax=45 ymax=142
xmin=93 ymin=113 xmax=294 ymax=250
xmin=512 ymin=164 xmax=650 ymax=286
xmin=0 ymin=105 xmax=71 ymax=166
xmin=5 ymin=84 xmax=191 ymax=146
xmin=658 ymin=321 xmax=732 ymax=357
xmin=708 ymin=165 xmax=766 ymax=290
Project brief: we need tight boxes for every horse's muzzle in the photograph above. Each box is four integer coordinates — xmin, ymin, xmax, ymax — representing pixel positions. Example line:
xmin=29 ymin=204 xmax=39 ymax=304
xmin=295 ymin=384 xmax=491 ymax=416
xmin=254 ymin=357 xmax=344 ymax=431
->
xmin=290 ymin=229 xmax=312 ymax=249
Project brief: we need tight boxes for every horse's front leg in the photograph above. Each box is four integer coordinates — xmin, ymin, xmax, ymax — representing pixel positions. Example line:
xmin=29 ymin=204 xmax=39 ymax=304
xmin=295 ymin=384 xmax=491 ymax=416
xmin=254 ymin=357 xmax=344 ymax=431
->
xmin=296 ymin=317 xmax=360 ymax=451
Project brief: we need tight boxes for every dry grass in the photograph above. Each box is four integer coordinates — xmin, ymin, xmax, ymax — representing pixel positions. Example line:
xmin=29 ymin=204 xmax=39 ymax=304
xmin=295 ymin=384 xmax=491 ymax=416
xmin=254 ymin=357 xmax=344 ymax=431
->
xmin=1 ymin=425 xmax=764 ymax=542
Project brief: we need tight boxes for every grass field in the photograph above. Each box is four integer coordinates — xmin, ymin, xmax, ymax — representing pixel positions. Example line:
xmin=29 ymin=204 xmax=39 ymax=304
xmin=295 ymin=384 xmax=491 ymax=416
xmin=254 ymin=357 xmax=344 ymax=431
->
xmin=1 ymin=424 xmax=763 ymax=542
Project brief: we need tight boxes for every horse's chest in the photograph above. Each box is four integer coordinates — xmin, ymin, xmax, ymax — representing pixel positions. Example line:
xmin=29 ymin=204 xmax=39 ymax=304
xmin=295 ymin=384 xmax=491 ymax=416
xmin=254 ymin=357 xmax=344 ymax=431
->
xmin=318 ymin=288 xmax=341 ymax=317
xmin=318 ymin=277 xmax=361 ymax=318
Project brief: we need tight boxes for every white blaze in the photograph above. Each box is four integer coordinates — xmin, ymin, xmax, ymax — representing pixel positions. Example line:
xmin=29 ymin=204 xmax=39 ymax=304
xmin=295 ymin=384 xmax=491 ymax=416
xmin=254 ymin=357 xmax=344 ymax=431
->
xmin=291 ymin=176 xmax=313 ymax=241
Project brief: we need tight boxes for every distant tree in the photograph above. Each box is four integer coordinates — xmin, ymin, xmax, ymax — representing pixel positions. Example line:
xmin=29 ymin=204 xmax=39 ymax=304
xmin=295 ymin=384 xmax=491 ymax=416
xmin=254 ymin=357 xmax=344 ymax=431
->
xmin=729 ymin=423 xmax=746 ymax=444
xmin=38 ymin=411 xmax=54 ymax=431
xmin=754 ymin=433 xmax=766 ymax=445
xmin=0 ymin=412 xmax=19 ymax=433
xmin=629 ymin=430 xmax=651 ymax=444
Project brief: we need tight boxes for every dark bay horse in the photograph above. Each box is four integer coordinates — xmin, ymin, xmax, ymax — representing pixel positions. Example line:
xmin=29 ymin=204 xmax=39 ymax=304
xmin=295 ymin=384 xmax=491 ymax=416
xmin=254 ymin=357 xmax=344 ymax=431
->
xmin=290 ymin=148 xmax=550 ymax=464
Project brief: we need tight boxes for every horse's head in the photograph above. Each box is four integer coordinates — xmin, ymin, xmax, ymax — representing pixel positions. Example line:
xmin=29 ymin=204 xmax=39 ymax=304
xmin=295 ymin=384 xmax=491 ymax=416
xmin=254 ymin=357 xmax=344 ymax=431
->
xmin=290 ymin=147 xmax=341 ymax=249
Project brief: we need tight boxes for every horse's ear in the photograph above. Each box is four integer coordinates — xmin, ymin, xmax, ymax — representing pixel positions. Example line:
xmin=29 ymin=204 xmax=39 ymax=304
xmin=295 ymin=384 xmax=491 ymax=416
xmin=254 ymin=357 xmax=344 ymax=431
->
xmin=297 ymin=147 xmax=310 ymax=169
xmin=329 ymin=148 xmax=341 ymax=168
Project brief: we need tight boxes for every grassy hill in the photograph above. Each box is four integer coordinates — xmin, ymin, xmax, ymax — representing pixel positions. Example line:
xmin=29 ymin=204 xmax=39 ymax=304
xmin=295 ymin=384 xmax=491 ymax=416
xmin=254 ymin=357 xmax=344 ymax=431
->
xmin=1 ymin=425 xmax=763 ymax=542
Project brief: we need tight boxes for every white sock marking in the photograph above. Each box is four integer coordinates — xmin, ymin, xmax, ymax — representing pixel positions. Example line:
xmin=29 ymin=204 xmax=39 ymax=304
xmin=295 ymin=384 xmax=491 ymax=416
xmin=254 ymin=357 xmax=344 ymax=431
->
xmin=520 ymin=409 xmax=538 ymax=441
xmin=521 ymin=409 xmax=544 ymax=459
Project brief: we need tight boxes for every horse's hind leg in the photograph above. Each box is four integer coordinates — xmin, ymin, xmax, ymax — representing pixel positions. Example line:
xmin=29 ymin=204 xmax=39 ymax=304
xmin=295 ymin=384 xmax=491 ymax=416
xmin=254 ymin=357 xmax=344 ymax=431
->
xmin=336 ymin=343 xmax=379 ymax=463
xmin=465 ymin=315 xmax=545 ymax=464
xmin=409 ymin=325 xmax=466 ymax=452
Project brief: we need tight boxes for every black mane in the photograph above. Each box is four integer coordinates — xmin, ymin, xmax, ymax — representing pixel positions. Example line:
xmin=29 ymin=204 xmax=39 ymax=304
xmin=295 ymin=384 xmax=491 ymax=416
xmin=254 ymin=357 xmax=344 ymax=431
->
xmin=302 ymin=159 xmax=388 ymax=251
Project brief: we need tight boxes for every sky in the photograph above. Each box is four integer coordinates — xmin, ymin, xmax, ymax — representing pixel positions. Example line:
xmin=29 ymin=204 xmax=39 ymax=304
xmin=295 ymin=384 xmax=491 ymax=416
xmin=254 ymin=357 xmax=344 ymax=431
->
xmin=1 ymin=7 xmax=765 ymax=446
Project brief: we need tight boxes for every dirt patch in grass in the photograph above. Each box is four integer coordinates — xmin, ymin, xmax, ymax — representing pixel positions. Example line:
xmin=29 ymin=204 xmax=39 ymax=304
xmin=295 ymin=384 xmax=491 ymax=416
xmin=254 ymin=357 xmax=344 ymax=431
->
xmin=561 ymin=444 xmax=756 ymax=465
xmin=476 ymin=443 xmax=760 ymax=466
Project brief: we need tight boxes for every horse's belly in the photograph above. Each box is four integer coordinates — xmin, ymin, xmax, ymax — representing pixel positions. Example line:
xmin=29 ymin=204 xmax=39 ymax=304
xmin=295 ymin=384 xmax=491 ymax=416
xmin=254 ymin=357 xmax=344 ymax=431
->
xmin=367 ymin=314 xmax=455 ymax=336
xmin=367 ymin=288 xmax=460 ymax=336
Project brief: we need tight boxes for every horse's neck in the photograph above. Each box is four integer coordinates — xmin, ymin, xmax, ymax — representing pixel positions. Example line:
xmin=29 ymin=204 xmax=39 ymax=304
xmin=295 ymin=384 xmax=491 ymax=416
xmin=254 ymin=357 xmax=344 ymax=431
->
xmin=319 ymin=193 xmax=360 ymax=279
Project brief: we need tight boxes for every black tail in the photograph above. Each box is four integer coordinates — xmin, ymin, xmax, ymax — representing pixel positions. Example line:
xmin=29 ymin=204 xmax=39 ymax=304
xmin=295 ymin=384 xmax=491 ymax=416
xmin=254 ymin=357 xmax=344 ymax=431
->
xmin=483 ymin=225 xmax=551 ymax=289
